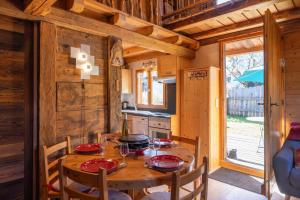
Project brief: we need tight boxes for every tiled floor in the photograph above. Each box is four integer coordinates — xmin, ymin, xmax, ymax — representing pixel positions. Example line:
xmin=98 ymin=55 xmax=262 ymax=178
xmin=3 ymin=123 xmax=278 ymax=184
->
xmin=146 ymin=178 xmax=299 ymax=200
xmin=207 ymin=179 xmax=300 ymax=200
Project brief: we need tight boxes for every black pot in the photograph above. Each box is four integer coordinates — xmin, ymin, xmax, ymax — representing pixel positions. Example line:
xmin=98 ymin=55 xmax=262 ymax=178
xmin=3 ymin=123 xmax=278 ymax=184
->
xmin=119 ymin=134 xmax=149 ymax=150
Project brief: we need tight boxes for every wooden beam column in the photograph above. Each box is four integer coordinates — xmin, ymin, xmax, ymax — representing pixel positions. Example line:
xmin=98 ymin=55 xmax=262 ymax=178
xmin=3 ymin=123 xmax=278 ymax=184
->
xmin=39 ymin=21 xmax=57 ymax=200
xmin=108 ymin=37 xmax=122 ymax=132
xmin=39 ymin=21 xmax=56 ymax=146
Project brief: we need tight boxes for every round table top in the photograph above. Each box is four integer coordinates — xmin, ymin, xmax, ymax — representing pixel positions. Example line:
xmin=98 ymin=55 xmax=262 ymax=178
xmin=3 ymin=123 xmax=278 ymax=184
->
xmin=63 ymin=141 xmax=194 ymax=190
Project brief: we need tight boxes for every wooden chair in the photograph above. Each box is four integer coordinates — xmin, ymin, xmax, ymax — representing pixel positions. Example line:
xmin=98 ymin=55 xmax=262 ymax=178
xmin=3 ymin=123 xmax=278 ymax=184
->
xmin=41 ymin=137 xmax=71 ymax=199
xmin=42 ymin=136 xmax=89 ymax=199
xmin=58 ymin=159 xmax=132 ymax=200
xmin=141 ymin=157 xmax=209 ymax=200
xmin=172 ymin=136 xmax=202 ymax=194
xmin=171 ymin=136 xmax=201 ymax=169
xmin=145 ymin=136 xmax=201 ymax=194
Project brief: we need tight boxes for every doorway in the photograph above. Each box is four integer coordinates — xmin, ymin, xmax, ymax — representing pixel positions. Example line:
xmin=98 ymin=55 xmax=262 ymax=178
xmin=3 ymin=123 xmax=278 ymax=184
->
xmin=222 ymin=36 xmax=265 ymax=174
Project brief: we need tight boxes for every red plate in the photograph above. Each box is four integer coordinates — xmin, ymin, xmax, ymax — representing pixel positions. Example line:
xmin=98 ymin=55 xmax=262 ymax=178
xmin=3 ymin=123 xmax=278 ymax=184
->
xmin=150 ymin=155 xmax=184 ymax=170
xmin=75 ymin=143 xmax=101 ymax=153
xmin=155 ymin=139 xmax=173 ymax=147
xmin=80 ymin=158 xmax=119 ymax=173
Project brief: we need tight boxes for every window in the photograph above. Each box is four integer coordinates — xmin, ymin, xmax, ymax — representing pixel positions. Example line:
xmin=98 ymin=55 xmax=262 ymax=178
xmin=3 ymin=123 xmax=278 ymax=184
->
xmin=136 ymin=69 xmax=166 ymax=108
xmin=216 ymin=0 xmax=231 ymax=5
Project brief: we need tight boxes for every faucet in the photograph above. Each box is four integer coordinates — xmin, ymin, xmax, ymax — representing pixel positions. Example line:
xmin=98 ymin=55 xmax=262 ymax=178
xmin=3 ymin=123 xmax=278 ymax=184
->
xmin=133 ymin=103 xmax=137 ymax=111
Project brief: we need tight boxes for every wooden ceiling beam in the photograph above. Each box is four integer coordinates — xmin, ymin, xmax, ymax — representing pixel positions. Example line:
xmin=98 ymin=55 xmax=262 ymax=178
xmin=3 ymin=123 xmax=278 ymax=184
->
xmin=66 ymin=0 xmax=199 ymax=50
xmin=124 ymin=51 xmax=168 ymax=63
xmin=123 ymin=36 xmax=183 ymax=57
xmin=164 ymin=0 xmax=287 ymax=31
xmin=225 ymin=46 xmax=263 ymax=56
xmin=110 ymin=13 xmax=199 ymax=49
xmin=24 ymin=0 xmax=57 ymax=16
xmin=48 ymin=9 xmax=195 ymax=58
xmin=192 ymin=8 xmax=300 ymax=40
xmin=0 ymin=0 xmax=195 ymax=58
xmin=123 ymin=46 xmax=153 ymax=57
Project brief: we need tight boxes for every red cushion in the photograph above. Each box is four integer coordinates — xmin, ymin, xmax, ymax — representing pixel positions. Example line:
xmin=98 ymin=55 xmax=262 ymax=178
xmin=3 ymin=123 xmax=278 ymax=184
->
xmin=291 ymin=122 xmax=300 ymax=127
xmin=287 ymin=126 xmax=300 ymax=141
xmin=295 ymin=149 xmax=300 ymax=169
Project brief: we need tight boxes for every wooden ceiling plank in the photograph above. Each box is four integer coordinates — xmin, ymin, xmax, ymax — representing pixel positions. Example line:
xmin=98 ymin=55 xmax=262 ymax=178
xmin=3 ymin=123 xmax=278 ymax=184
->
xmin=164 ymin=0 xmax=288 ymax=31
xmin=198 ymin=27 xmax=263 ymax=46
xmin=275 ymin=0 xmax=295 ymax=11
xmin=24 ymin=0 xmax=57 ymax=16
xmin=192 ymin=8 xmax=300 ymax=40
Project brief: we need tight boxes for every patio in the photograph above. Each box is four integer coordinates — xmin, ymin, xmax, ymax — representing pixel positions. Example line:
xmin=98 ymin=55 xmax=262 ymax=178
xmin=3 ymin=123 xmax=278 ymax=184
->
xmin=226 ymin=116 xmax=264 ymax=170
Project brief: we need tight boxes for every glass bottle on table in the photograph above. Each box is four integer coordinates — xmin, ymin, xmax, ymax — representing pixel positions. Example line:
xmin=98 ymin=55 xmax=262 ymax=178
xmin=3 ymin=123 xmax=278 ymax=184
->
xmin=121 ymin=113 xmax=129 ymax=137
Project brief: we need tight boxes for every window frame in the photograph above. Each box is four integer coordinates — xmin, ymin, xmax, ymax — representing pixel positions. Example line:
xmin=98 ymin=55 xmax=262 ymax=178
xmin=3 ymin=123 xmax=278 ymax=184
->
xmin=135 ymin=68 xmax=167 ymax=109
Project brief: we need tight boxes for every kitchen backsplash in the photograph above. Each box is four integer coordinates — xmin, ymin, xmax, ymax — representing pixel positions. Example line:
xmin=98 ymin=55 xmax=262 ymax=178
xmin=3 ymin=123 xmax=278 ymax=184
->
xmin=121 ymin=83 xmax=176 ymax=114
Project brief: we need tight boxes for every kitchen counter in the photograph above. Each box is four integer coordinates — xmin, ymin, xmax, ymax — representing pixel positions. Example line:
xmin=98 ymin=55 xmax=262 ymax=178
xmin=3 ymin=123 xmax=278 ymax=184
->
xmin=122 ymin=109 xmax=171 ymax=118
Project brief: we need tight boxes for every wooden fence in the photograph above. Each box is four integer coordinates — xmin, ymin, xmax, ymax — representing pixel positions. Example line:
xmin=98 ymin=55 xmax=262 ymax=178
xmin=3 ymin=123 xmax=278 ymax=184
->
xmin=227 ymin=86 xmax=264 ymax=117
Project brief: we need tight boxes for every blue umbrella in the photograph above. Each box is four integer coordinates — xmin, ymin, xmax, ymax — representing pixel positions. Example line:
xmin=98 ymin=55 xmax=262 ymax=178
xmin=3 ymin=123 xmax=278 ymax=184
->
xmin=235 ymin=69 xmax=264 ymax=83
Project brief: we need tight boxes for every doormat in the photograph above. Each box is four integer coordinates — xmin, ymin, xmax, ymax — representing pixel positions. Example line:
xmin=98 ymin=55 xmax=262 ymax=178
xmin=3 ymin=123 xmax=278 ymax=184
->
xmin=209 ymin=168 xmax=263 ymax=194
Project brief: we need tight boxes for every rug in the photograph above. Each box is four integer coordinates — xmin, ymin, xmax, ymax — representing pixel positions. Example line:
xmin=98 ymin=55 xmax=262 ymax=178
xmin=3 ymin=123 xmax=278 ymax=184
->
xmin=208 ymin=168 xmax=263 ymax=194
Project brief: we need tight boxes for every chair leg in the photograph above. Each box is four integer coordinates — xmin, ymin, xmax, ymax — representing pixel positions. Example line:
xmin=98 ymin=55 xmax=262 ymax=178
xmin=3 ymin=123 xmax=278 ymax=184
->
xmin=285 ymin=195 xmax=291 ymax=200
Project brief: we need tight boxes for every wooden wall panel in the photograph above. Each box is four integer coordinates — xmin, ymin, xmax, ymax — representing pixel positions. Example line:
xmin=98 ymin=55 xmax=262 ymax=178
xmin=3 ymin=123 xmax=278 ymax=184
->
xmin=284 ymin=31 xmax=300 ymax=133
xmin=40 ymin=23 xmax=109 ymax=149
xmin=0 ymin=27 xmax=24 ymax=199
xmin=57 ymin=82 xmax=83 ymax=111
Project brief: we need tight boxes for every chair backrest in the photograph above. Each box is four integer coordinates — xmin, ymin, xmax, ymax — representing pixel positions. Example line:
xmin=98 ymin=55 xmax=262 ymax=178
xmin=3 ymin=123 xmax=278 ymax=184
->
xmin=171 ymin=136 xmax=201 ymax=169
xmin=59 ymin=159 xmax=108 ymax=200
xmin=42 ymin=136 xmax=71 ymax=189
xmin=171 ymin=156 xmax=209 ymax=200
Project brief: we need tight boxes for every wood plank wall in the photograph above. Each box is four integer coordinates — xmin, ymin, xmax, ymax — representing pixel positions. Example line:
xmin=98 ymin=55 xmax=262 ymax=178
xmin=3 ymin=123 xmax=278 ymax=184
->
xmin=0 ymin=18 xmax=25 ymax=199
xmin=283 ymin=31 xmax=300 ymax=134
xmin=39 ymin=22 xmax=108 ymax=148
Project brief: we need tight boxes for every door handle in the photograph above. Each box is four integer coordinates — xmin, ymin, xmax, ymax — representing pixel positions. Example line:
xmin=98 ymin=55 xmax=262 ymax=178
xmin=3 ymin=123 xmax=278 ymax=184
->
xmin=257 ymin=103 xmax=264 ymax=106
xmin=270 ymin=103 xmax=279 ymax=107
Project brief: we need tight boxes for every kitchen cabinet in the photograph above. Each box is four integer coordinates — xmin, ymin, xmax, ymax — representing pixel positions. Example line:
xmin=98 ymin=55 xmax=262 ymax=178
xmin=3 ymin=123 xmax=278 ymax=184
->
xmin=122 ymin=69 xmax=132 ymax=94
xmin=157 ymin=55 xmax=177 ymax=78
xmin=181 ymin=66 xmax=220 ymax=171
xmin=127 ymin=114 xmax=148 ymax=135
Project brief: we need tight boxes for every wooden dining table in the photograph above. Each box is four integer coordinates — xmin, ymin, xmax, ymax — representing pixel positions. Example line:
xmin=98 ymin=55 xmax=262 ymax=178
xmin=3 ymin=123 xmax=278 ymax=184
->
xmin=63 ymin=140 xmax=195 ymax=198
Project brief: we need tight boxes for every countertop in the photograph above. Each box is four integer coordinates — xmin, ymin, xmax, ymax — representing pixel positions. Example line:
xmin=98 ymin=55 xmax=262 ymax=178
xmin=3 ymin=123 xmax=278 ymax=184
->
xmin=122 ymin=109 xmax=171 ymax=118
